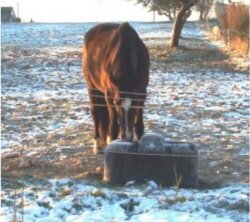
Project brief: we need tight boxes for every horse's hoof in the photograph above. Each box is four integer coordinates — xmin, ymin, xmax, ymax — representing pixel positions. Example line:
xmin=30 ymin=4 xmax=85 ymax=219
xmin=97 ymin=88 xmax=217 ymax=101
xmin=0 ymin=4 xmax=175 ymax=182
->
xmin=93 ymin=139 xmax=100 ymax=155
xmin=93 ymin=147 xmax=104 ymax=155
xmin=106 ymin=136 xmax=111 ymax=145
xmin=93 ymin=147 xmax=99 ymax=155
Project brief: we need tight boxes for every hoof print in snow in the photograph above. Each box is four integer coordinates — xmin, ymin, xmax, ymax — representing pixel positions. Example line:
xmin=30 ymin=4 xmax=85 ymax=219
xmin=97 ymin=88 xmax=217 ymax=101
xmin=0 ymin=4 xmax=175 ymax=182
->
xmin=104 ymin=133 xmax=198 ymax=187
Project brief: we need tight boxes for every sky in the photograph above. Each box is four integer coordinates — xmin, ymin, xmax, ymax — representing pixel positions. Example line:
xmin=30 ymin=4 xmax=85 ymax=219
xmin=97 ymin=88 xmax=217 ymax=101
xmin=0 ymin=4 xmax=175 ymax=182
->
xmin=1 ymin=0 xmax=167 ymax=23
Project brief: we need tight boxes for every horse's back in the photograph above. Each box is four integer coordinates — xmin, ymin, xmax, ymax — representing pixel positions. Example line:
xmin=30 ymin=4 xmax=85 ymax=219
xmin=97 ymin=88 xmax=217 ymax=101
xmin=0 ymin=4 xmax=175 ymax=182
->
xmin=83 ymin=22 xmax=149 ymax=93
xmin=84 ymin=23 xmax=120 ymax=44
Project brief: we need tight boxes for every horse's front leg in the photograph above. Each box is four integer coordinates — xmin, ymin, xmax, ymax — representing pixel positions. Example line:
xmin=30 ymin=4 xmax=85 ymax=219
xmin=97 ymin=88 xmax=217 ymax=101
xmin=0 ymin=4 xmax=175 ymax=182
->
xmin=135 ymin=108 xmax=144 ymax=141
xmin=89 ymin=89 xmax=108 ymax=154
xmin=106 ymin=94 xmax=119 ymax=144
xmin=89 ymin=102 xmax=101 ymax=154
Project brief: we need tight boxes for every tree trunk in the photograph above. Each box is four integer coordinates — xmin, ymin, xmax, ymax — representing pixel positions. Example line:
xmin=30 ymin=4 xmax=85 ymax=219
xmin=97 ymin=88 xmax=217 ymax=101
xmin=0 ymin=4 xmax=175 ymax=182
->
xmin=170 ymin=1 xmax=197 ymax=48
xmin=199 ymin=10 xmax=205 ymax=21
xmin=177 ymin=19 xmax=185 ymax=39
xmin=199 ymin=2 xmax=206 ymax=21
xmin=171 ymin=6 xmax=192 ymax=47
xmin=177 ymin=9 xmax=191 ymax=39
xmin=204 ymin=11 xmax=209 ymax=22
xmin=167 ymin=10 xmax=174 ymax=22
xmin=170 ymin=5 xmax=188 ymax=48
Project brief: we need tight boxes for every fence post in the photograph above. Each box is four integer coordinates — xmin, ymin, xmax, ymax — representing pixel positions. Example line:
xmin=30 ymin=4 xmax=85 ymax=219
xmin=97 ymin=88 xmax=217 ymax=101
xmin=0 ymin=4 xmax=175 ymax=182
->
xmin=227 ymin=29 xmax=230 ymax=46
xmin=246 ymin=33 xmax=249 ymax=54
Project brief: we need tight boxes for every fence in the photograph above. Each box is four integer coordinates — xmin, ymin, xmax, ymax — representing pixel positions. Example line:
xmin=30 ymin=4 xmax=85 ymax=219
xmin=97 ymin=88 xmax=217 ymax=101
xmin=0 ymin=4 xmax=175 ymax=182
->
xmin=221 ymin=29 xmax=249 ymax=54
xmin=214 ymin=2 xmax=249 ymax=54
xmin=204 ymin=22 xmax=249 ymax=54
xmin=2 ymin=86 xmax=249 ymax=160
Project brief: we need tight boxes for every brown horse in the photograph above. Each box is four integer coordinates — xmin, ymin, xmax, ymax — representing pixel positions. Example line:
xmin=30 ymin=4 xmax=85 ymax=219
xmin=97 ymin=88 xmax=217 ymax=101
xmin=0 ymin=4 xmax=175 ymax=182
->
xmin=82 ymin=22 xmax=149 ymax=154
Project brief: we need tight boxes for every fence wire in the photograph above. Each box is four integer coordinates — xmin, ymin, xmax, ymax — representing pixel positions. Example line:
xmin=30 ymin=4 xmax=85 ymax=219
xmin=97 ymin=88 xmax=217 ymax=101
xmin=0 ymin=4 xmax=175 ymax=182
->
xmin=1 ymin=24 xmax=249 ymax=161
xmin=204 ymin=21 xmax=249 ymax=51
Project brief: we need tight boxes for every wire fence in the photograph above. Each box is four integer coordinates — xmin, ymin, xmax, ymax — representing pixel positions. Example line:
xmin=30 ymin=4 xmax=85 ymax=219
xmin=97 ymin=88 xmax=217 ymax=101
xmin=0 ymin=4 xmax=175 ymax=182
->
xmin=204 ymin=22 xmax=249 ymax=53
xmin=2 ymin=131 xmax=248 ymax=161
xmin=221 ymin=29 xmax=248 ymax=41
xmin=1 ymin=24 xmax=249 ymax=161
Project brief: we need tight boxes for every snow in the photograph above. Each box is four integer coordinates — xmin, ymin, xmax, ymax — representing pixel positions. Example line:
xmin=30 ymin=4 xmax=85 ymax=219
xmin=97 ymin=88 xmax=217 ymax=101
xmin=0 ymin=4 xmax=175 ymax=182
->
xmin=2 ymin=23 xmax=248 ymax=153
xmin=1 ymin=180 xmax=249 ymax=222
xmin=1 ymin=22 xmax=249 ymax=221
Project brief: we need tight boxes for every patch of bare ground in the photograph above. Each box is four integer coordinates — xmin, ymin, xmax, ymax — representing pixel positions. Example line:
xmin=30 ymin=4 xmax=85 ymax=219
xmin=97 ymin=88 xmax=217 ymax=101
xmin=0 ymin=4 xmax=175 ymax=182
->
xmin=2 ymin=35 xmax=249 ymax=187
xmin=148 ymin=37 xmax=249 ymax=74
xmin=2 ymin=124 xmax=104 ymax=180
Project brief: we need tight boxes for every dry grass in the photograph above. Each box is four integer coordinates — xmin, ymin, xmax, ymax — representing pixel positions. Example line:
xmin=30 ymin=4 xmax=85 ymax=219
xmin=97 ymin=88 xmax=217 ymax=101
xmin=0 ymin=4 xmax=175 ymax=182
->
xmin=229 ymin=36 xmax=249 ymax=55
xmin=216 ymin=3 xmax=249 ymax=55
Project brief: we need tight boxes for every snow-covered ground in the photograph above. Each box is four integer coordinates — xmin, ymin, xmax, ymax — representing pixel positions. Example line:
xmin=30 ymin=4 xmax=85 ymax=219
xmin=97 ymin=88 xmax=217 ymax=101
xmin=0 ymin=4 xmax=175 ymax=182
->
xmin=1 ymin=22 xmax=248 ymax=153
xmin=1 ymin=22 xmax=206 ymax=151
xmin=1 ymin=22 xmax=249 ymax=221
xmin=1 ymin=179 xmax=249 ymax=222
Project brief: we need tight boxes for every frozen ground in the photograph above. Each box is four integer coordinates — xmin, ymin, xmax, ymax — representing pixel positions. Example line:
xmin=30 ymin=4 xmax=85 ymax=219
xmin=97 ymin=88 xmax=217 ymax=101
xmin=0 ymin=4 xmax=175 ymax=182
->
xmin=1 ymin=179 xmax=249 ymax=222
xmin=1 ymin=22 xmax=249 ymax=221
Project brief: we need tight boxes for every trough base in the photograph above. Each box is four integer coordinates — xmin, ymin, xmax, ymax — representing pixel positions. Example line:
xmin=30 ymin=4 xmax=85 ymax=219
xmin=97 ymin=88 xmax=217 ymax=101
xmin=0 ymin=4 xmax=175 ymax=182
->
xmin=103 ymin=133 xmax=199 ymax=187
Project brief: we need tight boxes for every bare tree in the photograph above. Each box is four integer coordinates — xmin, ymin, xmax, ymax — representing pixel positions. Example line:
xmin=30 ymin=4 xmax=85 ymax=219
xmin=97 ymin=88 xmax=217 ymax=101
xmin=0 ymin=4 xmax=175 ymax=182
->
xmin=196 ymin=0 xmax=215 ymax=21
xmin=150 ymin=0 xmax=179 ymax=22
xmin=135 ymin=0 xmax=198 ymax=48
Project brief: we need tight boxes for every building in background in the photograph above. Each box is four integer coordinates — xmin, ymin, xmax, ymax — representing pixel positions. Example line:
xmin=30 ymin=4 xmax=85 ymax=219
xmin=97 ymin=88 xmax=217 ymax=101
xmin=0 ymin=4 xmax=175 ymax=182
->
xmin=1 ymin=7 xmax=21 ymax=23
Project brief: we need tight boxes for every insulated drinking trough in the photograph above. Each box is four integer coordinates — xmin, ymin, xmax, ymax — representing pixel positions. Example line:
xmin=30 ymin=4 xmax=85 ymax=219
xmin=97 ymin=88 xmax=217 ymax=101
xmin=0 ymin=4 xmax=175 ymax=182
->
xmin=103 ymin=133 xmax=199 ymax=187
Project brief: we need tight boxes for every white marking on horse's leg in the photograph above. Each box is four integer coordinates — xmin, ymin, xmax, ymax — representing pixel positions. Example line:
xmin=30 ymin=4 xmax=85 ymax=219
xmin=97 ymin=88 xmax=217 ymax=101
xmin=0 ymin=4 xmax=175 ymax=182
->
xmin=93 ymin=138 xmax=100 ymax=155
xmin=106 ymin=136 xmax=111 ymax=145
xmin=121 ymin=98 xmax=132 ymax=140
xmin=122 ymin=98 xmax=132 ymax=111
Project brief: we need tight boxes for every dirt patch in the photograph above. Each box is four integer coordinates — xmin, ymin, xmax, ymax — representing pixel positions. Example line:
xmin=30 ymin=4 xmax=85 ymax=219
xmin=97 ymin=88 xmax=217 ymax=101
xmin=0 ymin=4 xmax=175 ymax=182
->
xmin=2 ymin=123 xmax=104 ymax=180
xmin=148 ymin=37 xmax=248 ymax=73
xmin=2 ymin=146 xmax=104 ymax=180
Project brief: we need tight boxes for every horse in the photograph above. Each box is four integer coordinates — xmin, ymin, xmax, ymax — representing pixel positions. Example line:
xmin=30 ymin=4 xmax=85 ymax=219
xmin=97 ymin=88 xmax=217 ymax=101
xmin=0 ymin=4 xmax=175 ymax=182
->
xmin=82 ymin=22 xmax=149 ymax=154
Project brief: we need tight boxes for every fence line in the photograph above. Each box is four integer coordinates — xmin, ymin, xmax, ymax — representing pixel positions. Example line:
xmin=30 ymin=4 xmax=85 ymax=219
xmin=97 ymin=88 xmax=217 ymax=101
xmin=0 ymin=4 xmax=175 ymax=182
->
xmin=205 ymin=22 xmax=249 ymax=52
xmin=3 ymin=76 xmax=249 ymax=100
xmin=3 ymin=91 xmax=248 ymax=110
xmin=81 ymin=102 xmax=149 ymax=109
xmin=2 ymin=25 xmax=249 ymax=160
xmin=102 ymin=150 xmax=249 ymax=158
xmin=2 ymin=100 xmax=247 ymax=112
xmin=94 ymin=151 xmax=196 ymax=158
xmin=204 ymin=19 xmax=249 ymax=37
xmin=1 ymin=132 xmax=90 ymax=137
xmin=1 ymin=142 xmax=249 ymax=158
xmin=86 ymin=87 xmax=148 ymax=96
xmin=77 ymin=86 xmax=175 ymax=97
xmin=85 ymin=93 xmax=147 ymax=103
xmin=1 ymin=132 xmax=248 ymax=137
xmin=219 ymin=29 xmax=249 ymax=48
